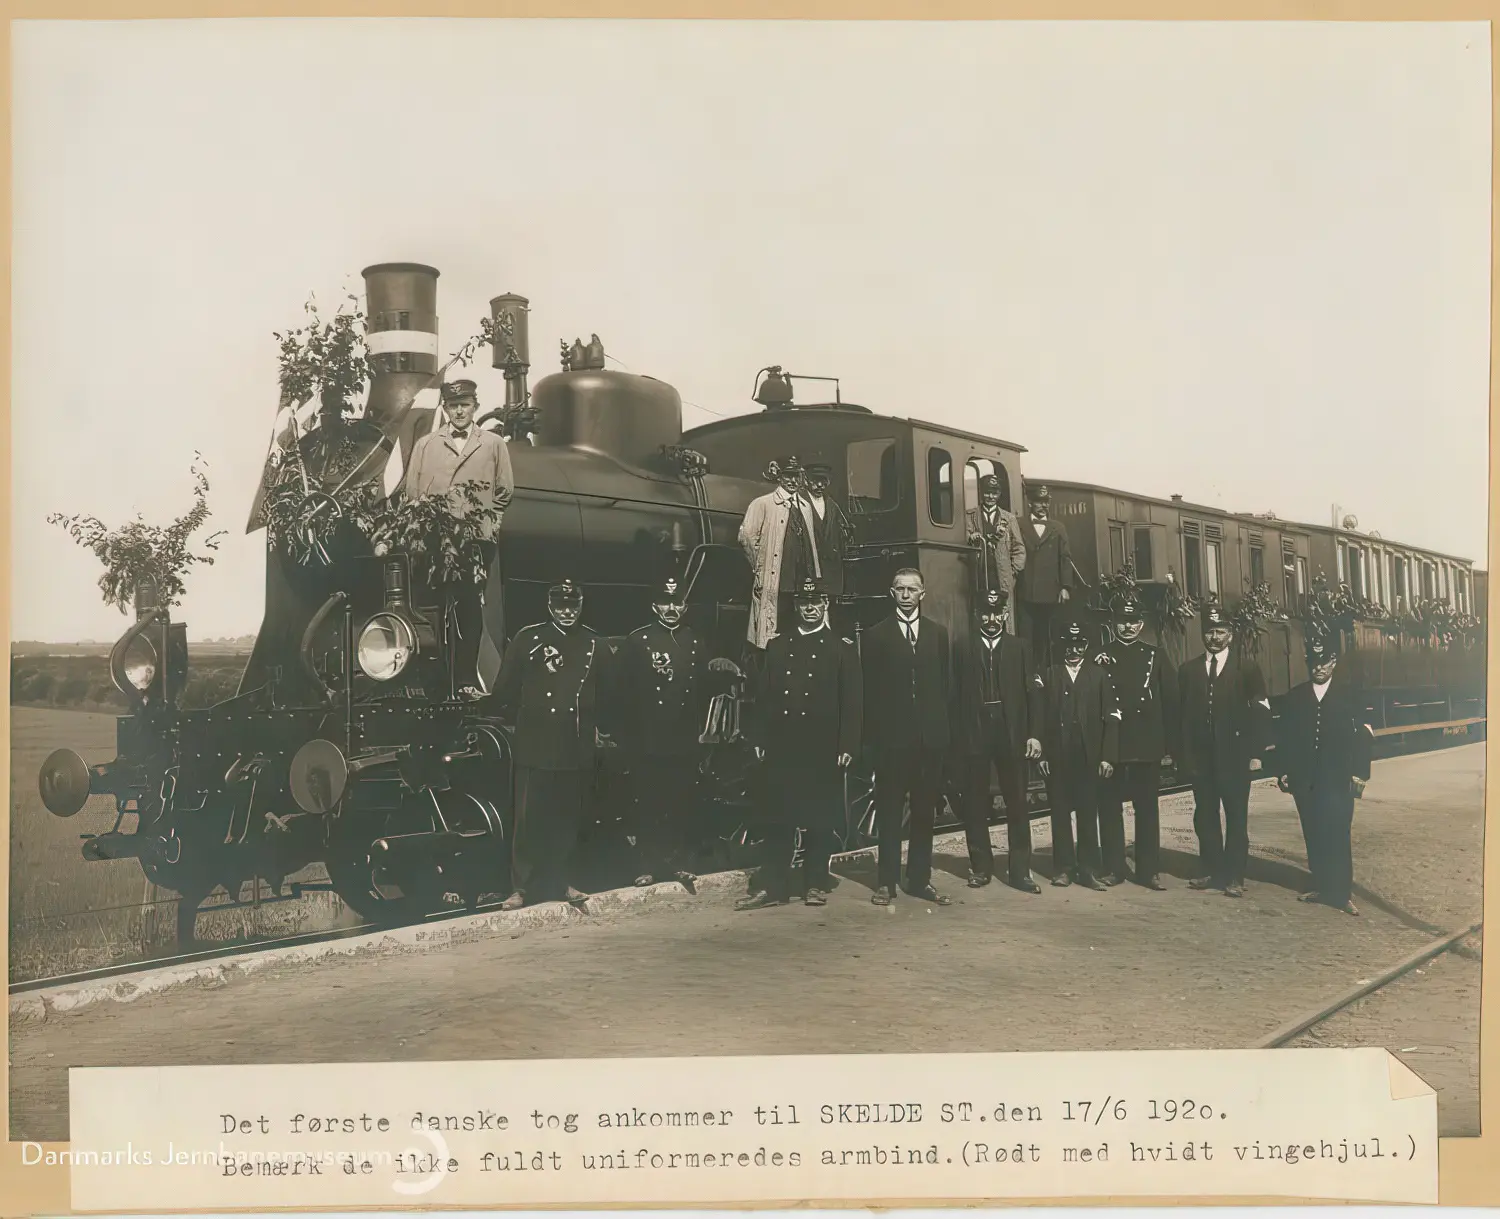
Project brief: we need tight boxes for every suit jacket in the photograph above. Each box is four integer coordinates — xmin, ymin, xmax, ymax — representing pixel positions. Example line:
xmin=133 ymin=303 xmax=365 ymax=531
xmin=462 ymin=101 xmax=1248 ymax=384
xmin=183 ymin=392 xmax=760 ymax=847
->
xmin=1097 ymin=640 xmax=1180 ymax=764
xmin=965 ymin=504 xmax=1027 ymax=601
xmin=860 ymin=613 xmax=953 ymax=753
xmin=1273 ymin=679 xmax=1374 ymax=799
xmin=1175 ymin=647 xmax=1271 ymax=782
xmin=749 ymin=624 xmax=862 ymax=766
xmin=793 ymin=494 xmax=850 ymax=599
xmin=739 ymin=486 xmax=794 ymax=648
xmin=401 ymin=424 xmax=514 ymax=539
xmin=954 ymin=631 xmax=1044 ymax=759
xmin=611 ymin=622 xmax=706 ymax=759
xmin=1040 ymin=659 xmax=1121 ymax=772
xmin=1018 ymin=515 xmax=1074 ymax=604
xmin=488 ymin=622 xmax=606 ymax=771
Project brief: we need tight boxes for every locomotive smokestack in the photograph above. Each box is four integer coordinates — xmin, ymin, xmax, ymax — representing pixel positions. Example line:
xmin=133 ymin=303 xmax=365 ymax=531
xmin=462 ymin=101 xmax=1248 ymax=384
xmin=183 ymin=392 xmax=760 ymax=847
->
xmin=362 ymin=263 xmax=441 ymax=427
xmin=490 ymin=293 xmax=531 ymax=424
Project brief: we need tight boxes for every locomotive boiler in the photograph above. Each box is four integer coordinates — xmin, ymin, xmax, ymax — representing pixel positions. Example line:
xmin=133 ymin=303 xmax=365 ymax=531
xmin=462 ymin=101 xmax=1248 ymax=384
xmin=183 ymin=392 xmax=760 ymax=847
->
xmin=37 ymin=262 xmax=774 ymax=942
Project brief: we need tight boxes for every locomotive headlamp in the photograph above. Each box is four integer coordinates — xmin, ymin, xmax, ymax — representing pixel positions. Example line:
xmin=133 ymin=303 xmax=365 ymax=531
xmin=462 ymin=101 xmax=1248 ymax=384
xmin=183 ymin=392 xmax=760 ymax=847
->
xmin=120 ymin=635 xmax=159 ymax=691
xmin=357 ymin=612 xmax=418 ymax=681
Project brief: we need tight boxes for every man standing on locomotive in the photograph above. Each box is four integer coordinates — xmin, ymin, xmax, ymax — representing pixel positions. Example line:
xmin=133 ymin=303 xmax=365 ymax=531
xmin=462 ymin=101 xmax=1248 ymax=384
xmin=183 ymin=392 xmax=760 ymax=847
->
xmin=739 ymin=458 xmax=809 ymax=650
xmin=1017 ymin=484 xmax=1074 ymax=665
xmin=966 ymin=474 xmax=1026 ymax=632
xmin=735 ymin=578 xmax=862 ymax=911
xmin=860 ymin=567 xmax=955 ymax=907
xmin=799 ymin=456 xmax=853 ymax=632
xmin=954 ymin=587 xmax=1045 ymax=893
xmin=1176 ymin=600 xmax=1272 ymax=898
xmin=1038 ymin=618 xmax=1120 ymax=890
xmin=614 ymin=576 xmax=706 ymax=891
xmin=488 ymin=579 xmax=602 ymax=911
xmin=401 ymin=379 xmax=515 ymax=698
xmin=1094 ymin=591 xmax=1179 ymax=890
xmin=1273 ymin=631 xmax=1374 ymax=917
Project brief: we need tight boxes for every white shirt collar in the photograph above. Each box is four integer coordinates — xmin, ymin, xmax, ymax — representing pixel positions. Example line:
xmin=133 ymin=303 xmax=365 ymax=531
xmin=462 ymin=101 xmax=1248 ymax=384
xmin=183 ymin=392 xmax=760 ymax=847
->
xmin=1312 ymin=679 xmax=1331 ymax=702
xmin=1206 ymin=646 xmax=1229 ymax=673
xmin=1065 ymin=660 xmax=1083 ymax=680
xmin=797 ymin=621 xmax=828 ymax=636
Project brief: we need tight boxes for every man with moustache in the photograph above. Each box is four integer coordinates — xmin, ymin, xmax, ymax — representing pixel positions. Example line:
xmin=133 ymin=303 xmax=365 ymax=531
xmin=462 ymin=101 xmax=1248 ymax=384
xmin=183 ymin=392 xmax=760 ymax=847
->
xmin=1017 ymin=484 xmax=1075 ymax=667
xmin=739 ymin=458 xmax=808 ymax=651
xmin=488 ymin=579 xmax=601 ymax=911
xmin=1176 ymin=600 xmax=1272 ymax=898
xmin=1094 ymin=591 xmax=1180 ymax=889
xmin=1038 ymin=619 xmax=1121 ymax=890
xmin=1273 ymin=631 xmax=1375 ymax=917
xmin=615 ymin=576 xmax=706 ymax=891
xmin=798 ymin=456 xmax=854 ymax=631
xmin=954 ymin=587 xmax=1045 ymax=892
xmin=736 ymin=578 xmax=862 ymax=911
xmin=861 ymin=567 xmax=955 ymax=907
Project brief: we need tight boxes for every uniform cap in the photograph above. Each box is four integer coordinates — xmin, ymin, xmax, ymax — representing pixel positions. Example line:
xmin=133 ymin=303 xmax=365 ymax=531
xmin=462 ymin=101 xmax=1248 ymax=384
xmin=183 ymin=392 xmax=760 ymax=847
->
xmin=441 ymin=379 xmax=478 ymax=401
xmin=1057 ymin=618 xmax=1089 ymax=645
xmin=978 ymin=474 xmax=1000 ymax=493
xmin=1110 ymin=592 xmax=1144 ymax=620
xmin=1305 ymin=631 xmax=1340 ymax=663
xmin=1025 ymin=483 xmax=1051 ymax=502
xmin=794 ymin=576 xmax=829 ymax=602
xmin=1200 ymin=600 xmax=1229 ymax=630
xmin=548 ymin=578 xmax=583 ymax=605
xmin=980 ymin=587 xmax=1010 ymax=612
xmin=653 ymin=575 xmax=686 ymax=604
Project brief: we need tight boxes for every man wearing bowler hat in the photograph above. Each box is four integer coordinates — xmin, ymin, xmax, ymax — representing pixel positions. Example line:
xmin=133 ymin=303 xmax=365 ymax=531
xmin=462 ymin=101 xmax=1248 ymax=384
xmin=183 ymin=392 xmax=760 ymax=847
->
xmin=736 ymin=577 xmax=862 ymax=911
xmin=954 ymin=587 xmax=1045 ymax=892
xmin=488 ymin=579 xmax=602 ymax=911
xmin=1273 ymin=631 xmax=1374 ymax=916
xmin=1094 ymin=590 xmax=1180 ymax=889
xmin=1175 ymin=599 xmax=1272 ymax=898
xmin=1017 ymin=484 xmax=1075 ymax=665
xmin=402 ymin=379 xmax=515 ymax=697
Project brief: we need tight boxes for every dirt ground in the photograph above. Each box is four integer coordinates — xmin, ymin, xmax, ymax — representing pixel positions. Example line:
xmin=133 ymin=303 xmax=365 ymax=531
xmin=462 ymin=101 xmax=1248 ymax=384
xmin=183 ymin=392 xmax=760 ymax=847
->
xmin=9 ymin=742 xmax=1484 ymax=1143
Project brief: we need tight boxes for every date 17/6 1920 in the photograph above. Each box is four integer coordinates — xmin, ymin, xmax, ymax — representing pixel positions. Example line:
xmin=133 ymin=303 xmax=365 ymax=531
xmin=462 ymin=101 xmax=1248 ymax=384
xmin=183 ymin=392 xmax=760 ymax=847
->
xmin=938 ymin=1099 xmax=1223 ymax=1124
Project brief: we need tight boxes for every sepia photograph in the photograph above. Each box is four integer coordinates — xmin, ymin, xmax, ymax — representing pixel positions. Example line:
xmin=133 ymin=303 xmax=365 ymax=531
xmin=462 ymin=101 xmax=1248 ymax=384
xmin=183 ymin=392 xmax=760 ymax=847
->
xmin=7 ymin=13 xmax=1490 ymax=1163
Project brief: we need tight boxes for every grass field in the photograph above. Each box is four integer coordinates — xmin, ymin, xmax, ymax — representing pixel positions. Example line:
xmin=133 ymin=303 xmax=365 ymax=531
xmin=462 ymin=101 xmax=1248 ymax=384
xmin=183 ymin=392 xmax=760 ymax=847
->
xmin=8 ymin=704 xmax=350 ymax=984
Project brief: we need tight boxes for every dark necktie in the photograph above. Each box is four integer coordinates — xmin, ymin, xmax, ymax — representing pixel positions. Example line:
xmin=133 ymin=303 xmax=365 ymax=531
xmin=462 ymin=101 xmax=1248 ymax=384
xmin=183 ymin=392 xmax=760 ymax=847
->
xmin=1207 ymin=652 xmax=1219 ymax=722
xmin=452 ymin=428 xmax=469 ymax=442
xmin=902 ymin=618 xmax=916 ymax=650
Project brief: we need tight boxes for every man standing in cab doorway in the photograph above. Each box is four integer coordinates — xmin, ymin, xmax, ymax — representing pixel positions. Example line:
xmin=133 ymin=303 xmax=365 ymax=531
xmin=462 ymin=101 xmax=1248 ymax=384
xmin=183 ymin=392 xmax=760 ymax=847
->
xmin=615 ymin=576 xmax=706 ymax=892
xmin=1274 ymin=631 xmax=1374 ymax=916
xmin=736 ymin=578 xmax=862 ymax=911
xmin=1095 ymin=591 xmax=1180 ymax=889
xmin=966 ymin=474 xmax=1026 ymax=629
xmin=1017 ymin=484 xmax=1074 ymax=666
xmin=1176 ymin=600 xmax=1271 ymax=898
xmin=1039 ymin=619 xmax=1120 ymax=890
xmin=798 ymin=455 xmax=853 ymax=632
xmin=954 ymin=587 xmax=1045 ymax=893
xmin=861 ymin=567 xmax=955 ymax=908
xmin=488 ymin=579 xmax=602 ymax=911
xmin=401 ymin=379 xmax=515 ymax=698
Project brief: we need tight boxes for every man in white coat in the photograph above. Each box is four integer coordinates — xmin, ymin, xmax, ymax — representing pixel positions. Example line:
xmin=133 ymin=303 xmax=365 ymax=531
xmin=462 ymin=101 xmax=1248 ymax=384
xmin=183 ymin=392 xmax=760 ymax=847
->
xmin=738 ymin=458 xmax=812 ymax=650
xmin=401 ymin=379 xmax=515 ymax=696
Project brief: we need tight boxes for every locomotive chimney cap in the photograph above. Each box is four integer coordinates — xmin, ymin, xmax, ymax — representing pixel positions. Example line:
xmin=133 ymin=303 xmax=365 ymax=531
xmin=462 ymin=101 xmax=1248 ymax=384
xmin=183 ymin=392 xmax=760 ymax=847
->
xmin=361 ymin=262 xmax=441 ymax=278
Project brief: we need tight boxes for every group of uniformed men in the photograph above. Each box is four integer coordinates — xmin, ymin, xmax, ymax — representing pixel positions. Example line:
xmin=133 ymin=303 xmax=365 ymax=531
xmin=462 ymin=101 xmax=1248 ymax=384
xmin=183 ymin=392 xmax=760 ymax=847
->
xmin=411 ymin=390 xmax=1372 ymax=920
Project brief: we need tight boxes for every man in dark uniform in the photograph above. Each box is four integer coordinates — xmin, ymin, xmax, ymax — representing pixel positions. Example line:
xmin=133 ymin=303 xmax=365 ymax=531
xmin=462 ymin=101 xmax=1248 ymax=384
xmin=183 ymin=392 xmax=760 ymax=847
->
xmin=799 ymin=456 xmax=853 ymax=631
xmin=614 ymin=576 xmax=706 ymax=890
xmin=1273 ymin=631 xmax=1374 ymax=916
xmin=488 ymin=579 xmax=603 ymax=910
xmin=954 ymin=587 xmax=1045 ymax=892
xmin=1038 ymin=618 xmax=1120 ymax=890
xmin=736 ymin=578 xmax=862 ymax=911
xmin=1176 ymin=600 xmax=1272 ymax=898
xmin=1094 ymin=591 xmax=1180 ymax=889
xmin=861 ymin=567 xmax=955 ymax=907
xmin=1018 ymin=484 xmax=1075 ymax=667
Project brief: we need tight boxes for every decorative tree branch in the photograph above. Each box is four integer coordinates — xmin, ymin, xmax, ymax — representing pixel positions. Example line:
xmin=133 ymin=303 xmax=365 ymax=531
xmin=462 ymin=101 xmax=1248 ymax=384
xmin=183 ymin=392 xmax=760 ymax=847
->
xmin=354 ymin=482 xmax=503 ymax=588
xmin=47 ymin=452 xmax=227 ymax=613
xmin=273 ymin=293 xmax=370 ymax=416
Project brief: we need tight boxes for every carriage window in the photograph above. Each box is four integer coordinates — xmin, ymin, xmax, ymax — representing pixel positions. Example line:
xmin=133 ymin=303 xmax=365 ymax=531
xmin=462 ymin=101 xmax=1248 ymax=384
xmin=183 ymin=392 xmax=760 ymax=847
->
xmin=846 ymin=438 xmax=899 ymax=514
xmin=1108 ymin=525 xmax=1125 ymax=573
xmin=1133 ymin=528 xmax=1154 ymax=580
xmin=1205 ymin=540 xmax=1222 ymax=598
xmin=1249 ymin=545 xmax=1265 ymax=588
xmin=927 ymin=447 xmax=954 ymax=526
xmin=1183 ymin=536 xmax=1203 ymax=598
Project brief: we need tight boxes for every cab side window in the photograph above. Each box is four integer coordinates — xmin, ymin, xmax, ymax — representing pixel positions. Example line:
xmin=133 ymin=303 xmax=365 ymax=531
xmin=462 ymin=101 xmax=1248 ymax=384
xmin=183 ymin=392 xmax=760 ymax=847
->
xmin=928 ymin=448 xmax=954 ymax=526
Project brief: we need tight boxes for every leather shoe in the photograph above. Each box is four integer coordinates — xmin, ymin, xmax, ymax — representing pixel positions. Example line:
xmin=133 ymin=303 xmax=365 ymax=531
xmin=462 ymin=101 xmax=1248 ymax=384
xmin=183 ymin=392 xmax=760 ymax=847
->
xmin=1012 ymin=874 xmax=1042 ymax=894
xmin=1187 ymin=876 xmax=1218 ymax=891
xmin=1051 ymin=872 xmax=1072 ymax=887
xmin=1078 ymin=874 xmax=1108 ymax=892
xmin=1141 ymin=874 xmax=1167 ymax=891
xmin=566 ymin=887 xmax=591 ymax=908
xmin=1297 ymin=890 xmax=1322 ymax=903
xmin=500 ymin=891 xmax=526 ymax=911
xmin=675 ymin=870 xmax=699 ymax=895
xmin=870 ymin=885 xmax=897 ymax=906
xmin=1100 ymin=873 xmax=1125 ymax=887
xmin=904 ymin=883 xmax=952 ymax=906
xmin=1337 ymin=898 xmax=1359 ymax=916
xmin=804 ymin=888 xmax=828 ymax=907
xmin=967 ymin=872 xmax=992 ymax=888
xmin=1222 ymin=883 xmax=1244 ymax=899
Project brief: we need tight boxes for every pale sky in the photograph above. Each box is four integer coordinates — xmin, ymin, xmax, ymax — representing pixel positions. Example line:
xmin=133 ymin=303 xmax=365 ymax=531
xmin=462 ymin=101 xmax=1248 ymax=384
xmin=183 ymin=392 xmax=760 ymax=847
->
xmin=10 ymin=18 xmax=1492 ymax=641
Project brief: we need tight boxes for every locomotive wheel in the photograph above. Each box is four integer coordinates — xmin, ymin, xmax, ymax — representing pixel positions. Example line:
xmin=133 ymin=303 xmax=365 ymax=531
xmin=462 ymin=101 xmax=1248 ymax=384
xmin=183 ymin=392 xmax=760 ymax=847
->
xmin=325 ymin=847 xmax=451 ymax=926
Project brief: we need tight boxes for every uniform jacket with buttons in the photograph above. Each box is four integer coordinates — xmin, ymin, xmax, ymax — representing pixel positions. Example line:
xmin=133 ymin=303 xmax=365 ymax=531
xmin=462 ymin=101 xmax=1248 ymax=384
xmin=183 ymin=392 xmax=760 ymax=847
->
xmin=954 ymin=630 xmax=1044 ymax=759
xmin=1175 ymin=647 xmax=1271 ymax=781
xmin=1039 ymin=659 xmax=1121 ymax=772
xmin=1097 ymin=640 xmax=1180 ymax=764
xmin=488 ymin=622 xmax=605 ymax=771
xmin=860 ymin=613 xmax=954 ymax=752
xmin=612 ymin=621 xmax=706 ymax=759
xmin=749 ymin=624 xmax=862 ymax=765
xmin=1273 ymin=678 xmax=1374 ymax=797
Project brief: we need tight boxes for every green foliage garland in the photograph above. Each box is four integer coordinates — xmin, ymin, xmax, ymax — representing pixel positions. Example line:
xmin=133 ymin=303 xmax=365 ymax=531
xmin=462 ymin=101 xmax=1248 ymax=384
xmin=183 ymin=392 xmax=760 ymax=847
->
xmin=354 ymin=482 xmax=503 ymax=589
xmin=273 ymin=294 xmax=369 ymax=413
xmin=48 ymin=453 xmax=227 ymax=613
